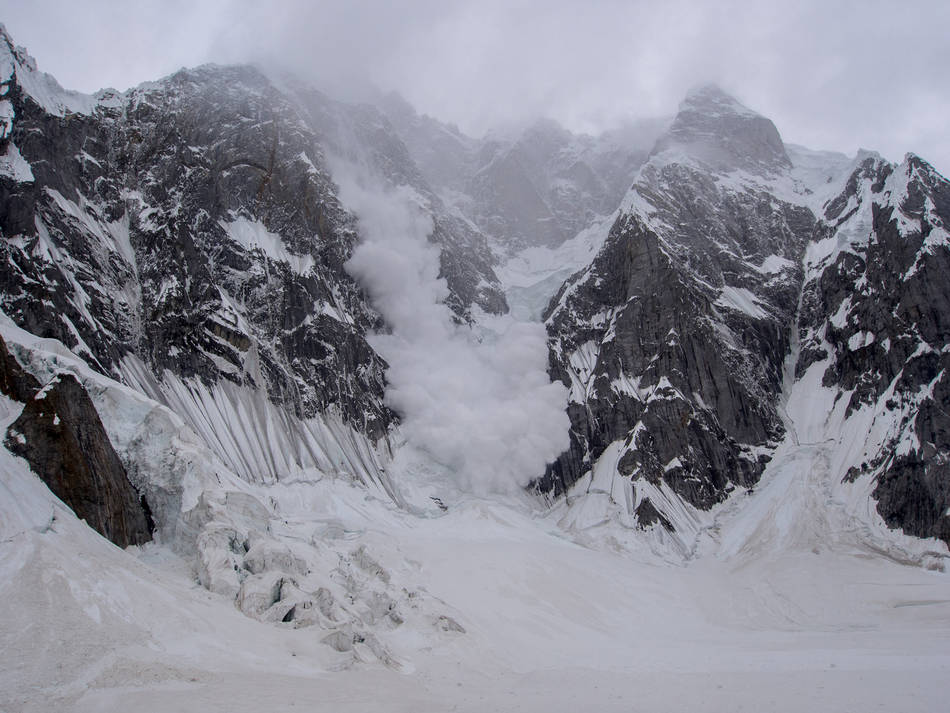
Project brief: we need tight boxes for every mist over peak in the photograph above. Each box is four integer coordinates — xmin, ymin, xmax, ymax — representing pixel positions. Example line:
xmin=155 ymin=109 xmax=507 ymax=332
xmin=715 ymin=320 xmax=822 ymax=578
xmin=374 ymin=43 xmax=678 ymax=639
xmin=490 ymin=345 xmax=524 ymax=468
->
xmin=2 ymin=1 xmax=947 ymax=175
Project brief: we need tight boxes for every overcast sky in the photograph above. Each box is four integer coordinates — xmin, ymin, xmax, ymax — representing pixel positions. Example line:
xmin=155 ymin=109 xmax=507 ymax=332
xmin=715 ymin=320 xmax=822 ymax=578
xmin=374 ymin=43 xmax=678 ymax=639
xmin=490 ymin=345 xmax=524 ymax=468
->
xmin=2 ymin=0 xmax=948 ymax=174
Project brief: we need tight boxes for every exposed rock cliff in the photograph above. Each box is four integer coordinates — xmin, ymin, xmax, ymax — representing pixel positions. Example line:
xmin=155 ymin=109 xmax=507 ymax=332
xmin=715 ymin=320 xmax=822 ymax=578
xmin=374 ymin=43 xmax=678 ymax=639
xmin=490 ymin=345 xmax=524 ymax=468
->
xmin=5 ymin=372 xmax=153 ymax=547
xmin=542 ymin=88 xmax=812 ymax=514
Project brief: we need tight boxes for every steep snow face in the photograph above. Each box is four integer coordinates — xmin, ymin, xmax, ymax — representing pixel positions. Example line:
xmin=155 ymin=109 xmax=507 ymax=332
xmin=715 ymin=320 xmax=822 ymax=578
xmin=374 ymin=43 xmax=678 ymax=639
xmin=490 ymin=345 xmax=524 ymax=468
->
xmin=0 ymin=28 xmax=33 ymax=185
xmin=494 ymin=213 xmax=617 ymax=321
xmin=218 ymin=217 xmax=315 ymax=276
xmin=0 ymin=24 xmax=102 ymax=118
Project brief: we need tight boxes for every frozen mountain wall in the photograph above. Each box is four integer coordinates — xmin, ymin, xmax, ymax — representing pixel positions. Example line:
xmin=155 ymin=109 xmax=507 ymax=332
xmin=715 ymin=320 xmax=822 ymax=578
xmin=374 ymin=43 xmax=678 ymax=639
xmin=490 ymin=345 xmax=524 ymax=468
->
xmin=542 ymin=86 xmax=950 ymax=549
xmin=0 ymin=26 xmax=516 ymax=500
xmin=541 ymin=89 xmax=812 ymax=505
xmin=0 ymin=29 xmax=392 ymax=447
xmin=797 ymin=153 xmax=950 ymax=544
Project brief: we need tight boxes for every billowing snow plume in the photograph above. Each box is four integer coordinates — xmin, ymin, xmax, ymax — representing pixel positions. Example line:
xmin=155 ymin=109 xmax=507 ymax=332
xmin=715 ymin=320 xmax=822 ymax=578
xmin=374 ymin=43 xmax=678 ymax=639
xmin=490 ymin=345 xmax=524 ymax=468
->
xmin=334 ymin=166 xmax=570 ymax=492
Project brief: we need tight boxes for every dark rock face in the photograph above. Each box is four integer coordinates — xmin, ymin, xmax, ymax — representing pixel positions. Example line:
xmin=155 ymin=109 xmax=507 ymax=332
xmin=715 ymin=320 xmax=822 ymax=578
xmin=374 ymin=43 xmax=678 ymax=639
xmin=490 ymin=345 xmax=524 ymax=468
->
xmin=0 ymin=46 xmax=393 ymax=439
xmin=540 ymin=92 xmax=813 ymax=512
xmin=542 ymin=203 xmax=802 ymax=505
xmin=5 ymin=373 xmax=153 ymax=547
xmin=0 ymin=333 xmax=40 ymax=401
xmin=635 ymin=497 xmax=673 ymax=531
xmin=801 ymin=155 xmax=950 ymax=545
xmin=543 ymin=216 xmax=766 ymax=503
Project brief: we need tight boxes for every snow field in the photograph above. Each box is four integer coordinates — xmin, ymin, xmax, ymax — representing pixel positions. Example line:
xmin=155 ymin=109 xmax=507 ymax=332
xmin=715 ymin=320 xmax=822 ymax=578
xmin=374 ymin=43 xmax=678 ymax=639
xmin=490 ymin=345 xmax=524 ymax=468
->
xmin=1 ymin=320 xmax=948 ymax=712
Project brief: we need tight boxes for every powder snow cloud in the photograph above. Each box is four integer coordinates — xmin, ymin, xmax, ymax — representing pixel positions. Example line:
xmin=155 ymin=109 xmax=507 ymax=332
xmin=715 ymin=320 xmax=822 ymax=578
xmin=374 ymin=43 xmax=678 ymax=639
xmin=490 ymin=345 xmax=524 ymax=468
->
xmin=333 ymin=165 xmax=570 ymax=492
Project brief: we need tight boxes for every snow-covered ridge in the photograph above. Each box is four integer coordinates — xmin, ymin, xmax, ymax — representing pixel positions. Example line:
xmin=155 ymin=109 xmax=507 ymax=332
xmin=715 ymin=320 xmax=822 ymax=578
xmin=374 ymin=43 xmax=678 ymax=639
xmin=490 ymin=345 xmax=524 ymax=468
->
xmin=0 ymin=24 xmax=104 ymax=116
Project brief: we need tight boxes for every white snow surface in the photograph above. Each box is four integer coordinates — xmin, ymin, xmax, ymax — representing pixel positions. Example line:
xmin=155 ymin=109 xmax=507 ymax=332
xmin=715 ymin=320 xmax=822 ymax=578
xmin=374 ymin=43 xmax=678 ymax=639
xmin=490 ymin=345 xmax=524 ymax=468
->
xmin=1 ymin=307 xmax=949 ymax=712
xmin=495 ymin=212 xmax=616 ymax=320
xmin=715 ymin=284 xmax=770 ymax=320
xmin=0 ymin=140 xmax=33 ymax=182
xmin=219 ymin=217 xmax=315 ymax=275
xmin=0 ymin=27 xmax=100 ymax=117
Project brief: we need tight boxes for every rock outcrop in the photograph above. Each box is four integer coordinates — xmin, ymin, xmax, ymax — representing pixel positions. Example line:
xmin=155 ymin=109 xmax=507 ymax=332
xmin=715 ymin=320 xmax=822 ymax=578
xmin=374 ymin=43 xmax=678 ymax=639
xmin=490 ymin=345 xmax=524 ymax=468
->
xmin=799 ymin=154 xmax=950 ymax=545
xmin=5 ymin=373 xmax=153 ymax=547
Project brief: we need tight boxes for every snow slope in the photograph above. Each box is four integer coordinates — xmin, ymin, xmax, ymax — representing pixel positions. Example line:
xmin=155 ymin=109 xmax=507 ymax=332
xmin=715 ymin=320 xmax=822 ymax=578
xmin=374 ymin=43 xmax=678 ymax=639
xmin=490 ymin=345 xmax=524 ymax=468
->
xmin=495 ymin=212 xmax=616 ymax=320
xmin=1 ymin=318 xmax=949 ymax=712
xmin=2 ymin=412 xmax=948 ymax=711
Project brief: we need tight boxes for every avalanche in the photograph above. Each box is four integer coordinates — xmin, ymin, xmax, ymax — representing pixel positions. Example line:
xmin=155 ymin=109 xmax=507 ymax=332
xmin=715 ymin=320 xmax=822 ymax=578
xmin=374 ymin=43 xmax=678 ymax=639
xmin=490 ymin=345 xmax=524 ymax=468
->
xmin=2 ymin=336 xmax=948 ymax=712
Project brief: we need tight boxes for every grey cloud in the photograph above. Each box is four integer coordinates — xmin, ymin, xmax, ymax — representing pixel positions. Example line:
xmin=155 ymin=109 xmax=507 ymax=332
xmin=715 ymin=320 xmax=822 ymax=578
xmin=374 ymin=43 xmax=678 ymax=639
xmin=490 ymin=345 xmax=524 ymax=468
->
xmin=2 ymin=0 xmax=948 ymax=173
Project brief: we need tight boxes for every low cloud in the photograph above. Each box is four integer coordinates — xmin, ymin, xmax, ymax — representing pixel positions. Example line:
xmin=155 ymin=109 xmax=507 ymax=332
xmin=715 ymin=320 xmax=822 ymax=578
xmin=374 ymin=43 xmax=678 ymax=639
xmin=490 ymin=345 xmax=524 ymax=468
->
xmin=5 ymin=1 xmax=949 ymax=173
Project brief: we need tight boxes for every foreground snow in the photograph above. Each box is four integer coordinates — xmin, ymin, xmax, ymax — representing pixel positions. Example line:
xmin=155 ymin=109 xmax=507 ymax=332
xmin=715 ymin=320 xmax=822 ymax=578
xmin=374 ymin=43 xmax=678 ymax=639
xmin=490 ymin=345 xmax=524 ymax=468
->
xmin=1 ymin=277 xmax=948 ymax=712
xmin=2 ymin=406 xmax=949 ymax=711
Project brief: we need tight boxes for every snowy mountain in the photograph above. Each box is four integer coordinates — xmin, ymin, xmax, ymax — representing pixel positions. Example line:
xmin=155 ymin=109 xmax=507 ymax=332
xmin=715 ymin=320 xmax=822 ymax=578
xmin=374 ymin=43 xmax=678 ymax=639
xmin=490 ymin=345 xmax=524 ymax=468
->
xmin=0 ymin=36 xmax=395 ymax=462
xmin=2 ymin=24 xmax=949 ymax=712
xmin=540 ymin=85 xmax=950 ymax=552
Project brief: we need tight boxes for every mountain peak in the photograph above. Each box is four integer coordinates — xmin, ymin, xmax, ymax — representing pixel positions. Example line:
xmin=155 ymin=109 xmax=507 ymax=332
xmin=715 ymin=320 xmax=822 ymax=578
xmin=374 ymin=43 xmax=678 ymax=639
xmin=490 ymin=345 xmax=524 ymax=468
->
xmin=680 ymin=84 xmax=761 ymax=121
xmin=0 ymin=25 xmax=98 ymax=117
xmin=650 ymin=84 xmax=790 ymax=175
xmin=1 ymin=24 xmax=40 ymax=80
